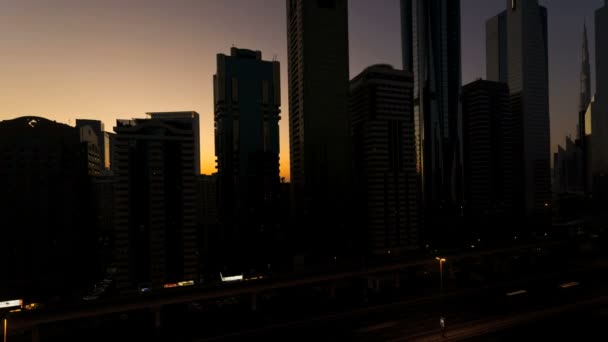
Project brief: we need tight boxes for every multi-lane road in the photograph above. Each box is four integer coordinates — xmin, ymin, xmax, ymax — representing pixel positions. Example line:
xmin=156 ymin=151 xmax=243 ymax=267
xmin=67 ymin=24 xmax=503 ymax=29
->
xmin=195 ymin=257 xmax=608 ymax=341
xmin=4 ymin=237 xmax=606 ymax=342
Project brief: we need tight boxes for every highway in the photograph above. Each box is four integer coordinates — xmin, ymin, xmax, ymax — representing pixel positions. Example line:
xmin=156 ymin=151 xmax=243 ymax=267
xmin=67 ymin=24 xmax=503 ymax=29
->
xmin=3 ymin=237 xmax=602 ymax=341
xmin=7 ymin=239 xmax=565 ymax=333
xmin=192 ymin=257 xmax=608 ymax=341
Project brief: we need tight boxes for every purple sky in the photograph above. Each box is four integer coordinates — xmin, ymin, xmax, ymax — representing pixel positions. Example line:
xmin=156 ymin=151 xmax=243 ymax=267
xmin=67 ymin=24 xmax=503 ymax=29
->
xmin=0 ymin=0 xmax=604 ymax=176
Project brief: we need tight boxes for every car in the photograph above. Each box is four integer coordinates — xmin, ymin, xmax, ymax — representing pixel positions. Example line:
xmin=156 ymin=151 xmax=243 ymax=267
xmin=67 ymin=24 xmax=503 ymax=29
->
xmin=139 ymin=287 xmax=151 ymax=294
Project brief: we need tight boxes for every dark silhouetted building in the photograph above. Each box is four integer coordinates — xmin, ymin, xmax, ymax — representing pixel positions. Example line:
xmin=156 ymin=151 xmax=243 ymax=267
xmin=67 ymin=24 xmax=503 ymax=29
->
xmin=462 ymin=80 xmax=513 ymax=238
xmin=554 ymin=137 xmax=584 ymax=194
xmin=579 ymin=24 xmax=592 ymax=142
xmin=214 ymin=47 xmax=281 ymax=272
xmin=197 ymin=174 xmax=219 ymax=276
xmin=92 ymin=170 xmax=116 ymax=276
xmin=578 ymin=24 xmax=592 ymax=192
xmin=79 ymin=123 xmax=102 ymax=176
xmin=112 ymin=113 xmax=199 ymax=292
xmin=593 ymin=1 xmax=608 ymax=201
xmin=585 ymin=98 xmax=594 ymax=192
xmin=146 ymin=112 xmax=201 ymax=175
xmin=350 ymin=65 xmax=419 ymax=255
xmin=286 ymin=0 xmax=353 ymax=257
xmin=553 ymin=24 xmax=593 ymax=196
xmin=0 ymin=117 xmax=98 ymax=299
xmin=487 ymin=0 xmax=551 ymax=223
xmin=76 ymin=119 xmax=111 ymax=170
xmin=401 ymin=0 xmax=464 ymax=245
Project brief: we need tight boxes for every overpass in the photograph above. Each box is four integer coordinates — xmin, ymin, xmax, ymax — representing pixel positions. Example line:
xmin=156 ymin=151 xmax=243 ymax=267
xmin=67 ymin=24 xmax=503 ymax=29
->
xmin=6 ymin=239 xmax=566 ymax=340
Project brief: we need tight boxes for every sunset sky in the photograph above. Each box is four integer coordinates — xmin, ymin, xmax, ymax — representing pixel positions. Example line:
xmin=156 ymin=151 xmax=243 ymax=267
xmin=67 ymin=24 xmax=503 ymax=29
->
xmin=0 ymin=0 xmax=604 ymax=178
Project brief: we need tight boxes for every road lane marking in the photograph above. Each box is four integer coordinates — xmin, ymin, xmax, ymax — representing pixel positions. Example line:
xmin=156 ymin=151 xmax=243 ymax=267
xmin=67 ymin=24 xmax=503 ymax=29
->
xmin=506 ymin=290 xmax=527 ymax=296
xmin=560 ymin=282 xmax=579 ymax=289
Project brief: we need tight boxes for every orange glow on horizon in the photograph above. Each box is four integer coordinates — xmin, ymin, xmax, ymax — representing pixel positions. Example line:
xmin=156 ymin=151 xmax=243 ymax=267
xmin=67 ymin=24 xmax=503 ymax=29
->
xmin=201 ymin=156 xmax=290 ymax=182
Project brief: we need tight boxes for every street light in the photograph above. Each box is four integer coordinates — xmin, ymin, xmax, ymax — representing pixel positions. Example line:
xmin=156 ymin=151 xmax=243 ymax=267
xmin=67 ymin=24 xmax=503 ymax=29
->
xmin=435 ymin=257 xmax=446 ymax=293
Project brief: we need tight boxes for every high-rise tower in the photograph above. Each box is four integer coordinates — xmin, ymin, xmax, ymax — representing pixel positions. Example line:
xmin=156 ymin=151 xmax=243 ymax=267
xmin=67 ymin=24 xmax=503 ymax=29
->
xmin=286 ymin=0 xmax=352 ymax=256
xmin=401 ymin=0 xmax=463 ymax=244
xmin=486 ymin=0 xmax=551 ymax=220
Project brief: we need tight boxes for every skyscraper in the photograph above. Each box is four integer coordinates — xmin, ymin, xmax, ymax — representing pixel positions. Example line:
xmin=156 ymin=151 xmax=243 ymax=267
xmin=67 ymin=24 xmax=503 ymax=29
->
xmin=0 ymin=117 xmax=98 ymax=299
xmin=112 ymin=113 xmax=199 ymax=292
xmin=593 ymin=1 xmax=608 ymax=177
xmin=578 ymin=24 xmax=592 ymax=192
xmin=401 ymin=0 xmax=463 ymax=244
xmin=486 ymin=0 xmax=551 ymax=220
xmin=552 ymin=24 xmax=592 ymax=196
xmin=597 ymin=1 xmax=608 ymax=105
xmin=592 ymin=1 xmax=608 ymax=204
xmin=145 ymin=112 xmax=201 ymax=175
xmin=554 ymin=137 xmax=584 ymax=194
xmin=350 ymin=65 xmax=419 ymax=255
xmin=197 ymin=174 xmax=219 ymax=275
xmin=286 ymin=0 xmax=352 ymax=256
xmin=76 ymin=119 xmax=111 ymax=170
xmin=214 ymin=47 xmax=281 ymax=271
xmin=462 ymin=80 xmax=513 ymax=236
xmin=580 ymin=24 xmax=592 ymax=135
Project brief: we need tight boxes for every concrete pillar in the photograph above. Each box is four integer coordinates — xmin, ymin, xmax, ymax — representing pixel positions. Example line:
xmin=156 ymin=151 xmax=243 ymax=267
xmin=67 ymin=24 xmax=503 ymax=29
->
xmin=251 ymin=293 xmax=258 ymax=312
xmin=32 ymin=325 xmax=40 ymax=342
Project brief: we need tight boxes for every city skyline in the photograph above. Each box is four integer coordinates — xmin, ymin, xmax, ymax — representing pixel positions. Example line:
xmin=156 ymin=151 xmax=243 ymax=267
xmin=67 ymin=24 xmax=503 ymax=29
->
xmin=0 ymin=0 xmax=604 ymax=179
xmin=2 ymin=1 xmax=608 ymax=340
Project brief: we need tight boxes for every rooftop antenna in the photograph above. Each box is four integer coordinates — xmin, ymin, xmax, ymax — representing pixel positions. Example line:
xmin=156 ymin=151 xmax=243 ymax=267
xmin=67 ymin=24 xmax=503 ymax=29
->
xmin=273 ymin=54 xmax=278 ymax=61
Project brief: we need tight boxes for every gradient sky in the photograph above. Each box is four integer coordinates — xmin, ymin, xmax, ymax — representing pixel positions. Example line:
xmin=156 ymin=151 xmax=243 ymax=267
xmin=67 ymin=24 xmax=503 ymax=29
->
xmin=0 ymin=0 xmax=604 ymax=178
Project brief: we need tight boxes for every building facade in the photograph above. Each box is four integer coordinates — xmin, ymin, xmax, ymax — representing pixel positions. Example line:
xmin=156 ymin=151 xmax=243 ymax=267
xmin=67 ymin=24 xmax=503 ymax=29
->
xmin=578 ymin=24 xmax=592 ymax=192
xmin=554 ymin=137 xmax=584 ymax=194
xmin=0 ymin=117 xmax=98 ymax=299
xmin=593 ymin=2 xmax=608 ymax=179
xmin=286 ymin=0 xmax=352 ymax=256
xmin=214 ymin=47 xmax=281 ymax=271
xmin=401 ymin=0 xmax=464 ymax=244
xmin=486 ymin=0 xmax=551 ymax=221
xmin=112 ymin=113 xmax=199 ymax=292
xmin=197 ymin=174 xmax=219 ymax=276
xmin=76 ymin=119 xmax=111 ymax=170
xmin=462 ymin=80 xmax=513 ymax=236
xmin=350 ymin=65 xmax=419 ymax=255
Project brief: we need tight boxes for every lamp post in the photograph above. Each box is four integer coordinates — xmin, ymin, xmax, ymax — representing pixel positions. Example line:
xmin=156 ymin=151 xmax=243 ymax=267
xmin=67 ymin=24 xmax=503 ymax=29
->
xmin=435 ymin=257 xmax=446 ymax=293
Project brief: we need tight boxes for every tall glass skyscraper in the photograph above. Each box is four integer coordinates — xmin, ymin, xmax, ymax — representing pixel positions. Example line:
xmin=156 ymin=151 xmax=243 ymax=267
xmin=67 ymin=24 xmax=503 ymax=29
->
xmin=593 ymin=1 xmax=608 ymax=175
xmin=400 ymin=0 xmax=463 ymax=244
xmin=592 ymin=1 xmax=608 ymax=203
xmin=286 ymin=0 xmax=352 ymax=257
xmin=486 ymin=0 xmax=551 ymax=220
